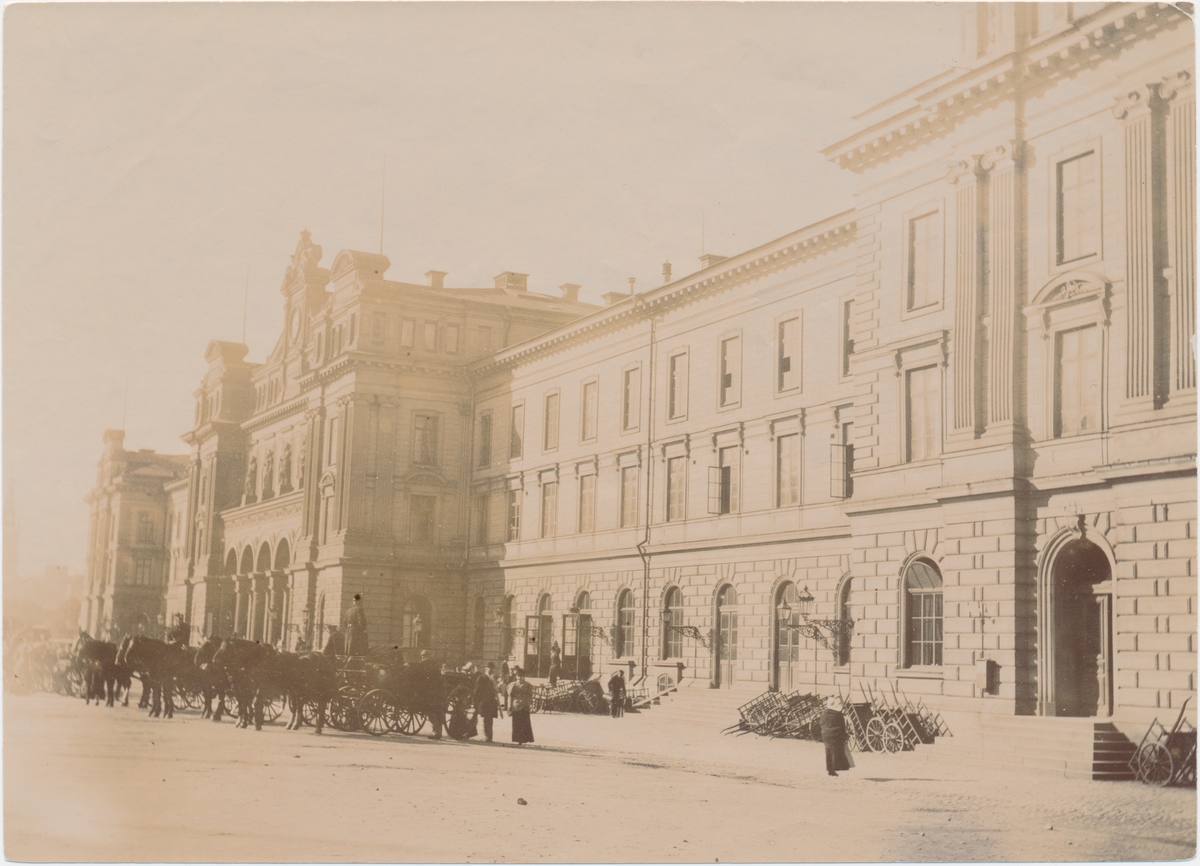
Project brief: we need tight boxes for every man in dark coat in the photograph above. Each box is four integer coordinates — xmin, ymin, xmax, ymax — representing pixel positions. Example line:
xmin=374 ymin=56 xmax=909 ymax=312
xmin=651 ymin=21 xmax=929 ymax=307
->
xmin=322 ymin=626 xmax=344 ymax=657
xmin=820 ymin=696 xmax=852 ymax=776
xmin=473 ymin=662 xmax=500 ymax=742
xmin=343 ymin=594 xmax=369 ymax=657
xmin=415 ymin=650 xmax=447 ymax=740
xmin=608 ymin=670 xmax=626 ymax=718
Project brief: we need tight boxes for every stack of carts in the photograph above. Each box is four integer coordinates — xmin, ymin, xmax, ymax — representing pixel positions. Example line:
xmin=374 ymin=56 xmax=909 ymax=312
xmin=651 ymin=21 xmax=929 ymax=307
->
xmin=838 ymin=683 xmax=951 ymax=754
xmin=724 ymin=691 xmax=825 ymax=740
xmin=1129 ymin=698 xmax=1197 ymax=787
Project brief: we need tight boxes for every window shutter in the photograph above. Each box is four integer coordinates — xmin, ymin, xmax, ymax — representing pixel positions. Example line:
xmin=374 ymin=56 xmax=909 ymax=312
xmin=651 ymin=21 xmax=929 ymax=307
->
xmin=707 ymin=466 xmax=722 ymax=514
xmin=830 ymin=443 xmax=847 ymax=499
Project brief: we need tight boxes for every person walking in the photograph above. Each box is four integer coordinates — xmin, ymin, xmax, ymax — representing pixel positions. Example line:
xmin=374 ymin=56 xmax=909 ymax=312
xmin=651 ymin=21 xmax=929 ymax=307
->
xmin=473 ymin=662 xmax=500 ymax=742
xmin=819 ymin=696 xmax=853 ymax=776
xmin=608 ymin=669 xmax=626 ymax=718
xmin=548 ymin=641 xmax=562 ymax=688
xmin=507 ymin=667 xmax=534 ymax=745
xmin=416 ymin=650 xmax=447 ymax=740
xmin=343 ymin=594 xmax=369 ymax=657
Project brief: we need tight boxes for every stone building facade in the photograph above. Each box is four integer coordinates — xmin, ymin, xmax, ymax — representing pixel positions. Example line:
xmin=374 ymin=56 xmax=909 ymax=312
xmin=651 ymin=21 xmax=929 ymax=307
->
xmin=84 ymin=2 xmax=1194 ymax=740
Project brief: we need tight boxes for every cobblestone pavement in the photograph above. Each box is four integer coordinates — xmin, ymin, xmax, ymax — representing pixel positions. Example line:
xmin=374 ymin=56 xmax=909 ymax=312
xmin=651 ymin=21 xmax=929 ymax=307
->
xmin=5 ymin=692 xmax=1194 ymax=862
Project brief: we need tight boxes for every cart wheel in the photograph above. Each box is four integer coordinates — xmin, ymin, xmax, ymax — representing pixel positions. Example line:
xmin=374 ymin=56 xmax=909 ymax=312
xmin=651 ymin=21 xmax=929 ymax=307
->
xmin=865 ymin=718 xmax=885 ymax=752
xmin=67 ymin=668 xmax=85 ymax=697
xmin=397 ymin=709 xmax=426 ymax=735
xmin=883 ymin=721 xmax=905 ymax=754
xmin=1137 ymin=742 xmax=1174 ymax=786
xmin=262 ymin=693 xmax=286 ymax=723
xmin=358 ymin=689 xmax=395 ymax=737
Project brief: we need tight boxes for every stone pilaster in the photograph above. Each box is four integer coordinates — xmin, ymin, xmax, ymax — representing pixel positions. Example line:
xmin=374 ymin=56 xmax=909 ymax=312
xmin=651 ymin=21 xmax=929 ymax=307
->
xmin=1162 ymin=71 xmax=1196 ymax=397
xmin=983 ymin=143 xmax=1020 ymax=432
xmin=949 ymin=158 xmax=984 ymax=437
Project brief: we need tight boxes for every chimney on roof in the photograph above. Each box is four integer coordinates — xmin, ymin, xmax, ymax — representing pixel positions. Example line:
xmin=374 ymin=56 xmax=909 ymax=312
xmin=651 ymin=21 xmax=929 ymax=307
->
xmin=559 ymin=283 xmax=581 ymax=303
xmin=662 ymin=262 xmax=672 ymax=284
xmin=103 ymin=429 xmax=125 ymax=450
xmin=602 ymin=291 xmax=627 ymax=306
xmin=424 ymin=270 xmax=448 ymax=290
xmin=494 ymin=272 xmax=529 ymax=292
xmin=628 ymin=277 xmax=636 ymax=295
xmin=699 ymin=253 xmax=728 ymax=269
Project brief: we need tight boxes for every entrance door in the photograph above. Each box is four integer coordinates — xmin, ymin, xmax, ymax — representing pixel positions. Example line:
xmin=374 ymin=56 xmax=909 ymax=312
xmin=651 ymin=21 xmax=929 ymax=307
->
xmin=1052 ymin=539 xmax=1113 ymax=717
xmin=715 ymin=585 xmax=737 ymax=688
xmin=775 ymin=582 xmax=800 ymax=691
xmin=523 ymin=616 xmax=539 ymax=675
xmin=577 ymin=614 xmax=593 ymax=679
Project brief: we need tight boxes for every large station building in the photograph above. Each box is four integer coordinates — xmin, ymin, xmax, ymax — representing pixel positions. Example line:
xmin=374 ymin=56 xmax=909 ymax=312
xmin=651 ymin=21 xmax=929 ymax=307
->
xmin=81 ymin=2 xmax=1195 ymax=749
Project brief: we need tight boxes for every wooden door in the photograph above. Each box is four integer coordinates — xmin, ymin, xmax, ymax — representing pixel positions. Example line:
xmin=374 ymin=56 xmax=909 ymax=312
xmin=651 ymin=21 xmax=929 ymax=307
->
xmin=523 ymin=615 xmax=539 ymax=674
xmin=537 ymin=615 xmax=553 ymax=677
xmin=1093 ymin=594 xmax=1112 ymax=718
xmin=578 ymin=614 xmax=593 ymax=679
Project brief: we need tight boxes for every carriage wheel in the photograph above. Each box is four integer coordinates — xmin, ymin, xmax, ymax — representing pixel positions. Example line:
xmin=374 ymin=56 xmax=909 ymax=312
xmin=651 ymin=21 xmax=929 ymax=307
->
xmin=358 ymin=690 xmax=395 ymax=737
xmin=882 ymin=721 xmax=905 ymax=754
xmin=402 ymin=711 xmax=428 ymax=735
xmin=865 ymin=718 xmax=885 ymax=752
xmin=224 ymin=690 xmax=240 ymax=717
xmin=263 ymin=694 xmax=286 ymax=723
xmin=1136 ymin=742 xmax=1174 ymax=786
xmin=446 ymin=685 xmax=471 ymax=719
xmin=67 ymin=668 xmax=85 ymax=698
xmin=328 ymin=691 xmax=360 ymax=732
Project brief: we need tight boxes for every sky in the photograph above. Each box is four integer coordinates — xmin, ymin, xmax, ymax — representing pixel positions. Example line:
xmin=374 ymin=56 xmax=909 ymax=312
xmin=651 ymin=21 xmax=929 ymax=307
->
xmin=3 ymin=1 xmax=964 ymax=577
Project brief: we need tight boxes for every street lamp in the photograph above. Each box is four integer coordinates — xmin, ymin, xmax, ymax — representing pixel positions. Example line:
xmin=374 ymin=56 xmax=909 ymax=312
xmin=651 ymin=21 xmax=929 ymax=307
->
xmin=777 ymin=585 xmax=852 ymax=651
xmin=661 ymin=607 xmax=711 ymax=649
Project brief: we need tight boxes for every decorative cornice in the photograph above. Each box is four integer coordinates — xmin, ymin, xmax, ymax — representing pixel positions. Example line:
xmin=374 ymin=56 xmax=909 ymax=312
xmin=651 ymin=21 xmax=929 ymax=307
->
xmin=220 ymin=492 xmax=304 ymax=531
xmin=243 ymin=398 xmax=308 ymax=434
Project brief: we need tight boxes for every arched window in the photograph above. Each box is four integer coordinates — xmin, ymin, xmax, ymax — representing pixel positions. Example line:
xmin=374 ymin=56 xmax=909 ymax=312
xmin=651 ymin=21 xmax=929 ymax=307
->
xmin=401 ymin=597 xmax=431 ymax=649
xmin=616 ymin=589 xmax=635 ymax=658
xmin=575 ymin=590 xmax=591 ymax=611
xmin=835 ymin=577 xmax=852 ymax=667
xmin=538 ymin=594 xmax=552 ymax=615
xmin=903 ymin=559 xmax=943 ymax=667
xmin=472 ymin=597 xmax=485 ymax=654
xmin=662 ymin=586 xmax=682 ymax=659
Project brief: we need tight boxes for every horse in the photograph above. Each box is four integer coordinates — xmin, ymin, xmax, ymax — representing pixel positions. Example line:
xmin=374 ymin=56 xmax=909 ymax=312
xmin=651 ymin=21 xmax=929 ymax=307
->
xmin=210 ymin=639 xmax=334 ymax=732
xmin=117 ymin=635 xmax=190 ymax=718
xmin=193 ymin=636 xmax=233 ymax=722
xmin=74 ymin=632 xmax=122 ymax=707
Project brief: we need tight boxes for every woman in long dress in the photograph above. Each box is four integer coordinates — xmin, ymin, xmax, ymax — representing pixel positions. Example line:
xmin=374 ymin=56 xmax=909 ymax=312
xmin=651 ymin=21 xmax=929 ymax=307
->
xmin=507 ymin=668 xmax=535 ymax=745
xmin=820 ymin=695 xmax=852 ymax=776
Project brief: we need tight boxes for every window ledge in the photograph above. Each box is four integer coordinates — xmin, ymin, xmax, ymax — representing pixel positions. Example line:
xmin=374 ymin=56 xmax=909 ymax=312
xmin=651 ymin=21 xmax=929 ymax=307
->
xmin=896 ymin=667 xmax=944 ymax=680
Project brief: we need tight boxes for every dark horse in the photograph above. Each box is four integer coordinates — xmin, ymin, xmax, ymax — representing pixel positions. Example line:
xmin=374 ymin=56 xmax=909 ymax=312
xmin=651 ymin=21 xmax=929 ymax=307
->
xmin=210 ymin=639 xmax=335 ymax=733
xmin=117 ymin=635 xmax=190 ymax=718
xmin=194 ymin=636 xmax=235 ymax=722
xmin=73 ymin=632 xmax=124 ymax=707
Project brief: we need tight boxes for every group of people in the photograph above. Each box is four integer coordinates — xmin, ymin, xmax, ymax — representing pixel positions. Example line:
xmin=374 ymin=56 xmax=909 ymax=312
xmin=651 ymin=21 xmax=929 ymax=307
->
xmin=460 ymin=659 xmax=534 ymax=746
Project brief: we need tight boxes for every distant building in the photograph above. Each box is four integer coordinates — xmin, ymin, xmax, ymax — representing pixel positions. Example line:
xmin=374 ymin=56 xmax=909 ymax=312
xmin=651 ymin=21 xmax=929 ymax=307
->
xmin=84 ymin=3 xmax=1194 ymax=749
xmin=80 ymin=430 xmax=188 ymax=639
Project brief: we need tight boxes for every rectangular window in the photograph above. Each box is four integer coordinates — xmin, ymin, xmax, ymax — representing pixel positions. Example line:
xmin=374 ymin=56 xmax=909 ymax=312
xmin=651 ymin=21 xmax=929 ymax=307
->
xmin=1055 ymin=325 xmax=1102 ymax=437
xmin=666 ymin=456 xmax=687 ymax=522
xmin=778 ymin=317 xmax=800 ymax=392
xmin=445 ymin=324 xmax=460 ymax=354
xmin=1057 ymin=151 xmax=1100 ymax=264
xmin=668 ymin=352 xmax=688 ymax=419
xmin=719 ymin=336 xmax=741 ymax=406
xmin=908 ymin=591 xmax=944 ymax=666
xmin=541 ymin=482 xmax=558 ymax=538
xmin=842 ymin=299 xmax=855 ymax=377
xmin=906 ymin=366 xmax=940 ymax=462
xmin=543 ymin=393 xmax=560 ymax=451
xmin=413 ymin=414 xmax=439 ymax=465
xmin=507 ymin=490 xmax=521 ymax=541
xmin=578 ymin=474 xmax=596 ymax=533
xmin=473 ymin=493 xmax=490 ymax=545
xmin=581 ymin=381 xmax=598 ymax=441
xmin=510 ymin=404 xmax=524 ymax=459
xmin=777 ymin=434 xmax=800 ymax=507
xmin=137 ymin=513 xmax=154 ymax=544
xmin=328 ymin=416 xmax=339 ymax=465
xmin=400 ymin=319 xmax=415 ymax=348
xmin=134 ymin=557 xmax=153 ymax=585
xmin=709 ymin=447 xmax=739 ymax=514
xmin=831 ymin=421 xmax=855 ymax=499
xmin=622 ymin=368 xmax=640 ymax=431
xmin=422 ymin=322 xmax=438 ymax=351
xmin=907 ymin=211 xmax=943 ymax=310
xmin=620 ymin=466 xmax=639 ymax=528
xmin=477 ymin=413 xmax=492 ymax=467
xmin=410 ymin=495 xmax=436 ymax=545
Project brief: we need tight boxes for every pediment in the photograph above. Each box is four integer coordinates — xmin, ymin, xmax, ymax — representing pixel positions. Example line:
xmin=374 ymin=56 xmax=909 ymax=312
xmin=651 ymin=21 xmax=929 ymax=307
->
xmin=1029 ymin=272 xmax=1109 ymax=309
xmin=402 ymin=471 xmax=449 ymax=488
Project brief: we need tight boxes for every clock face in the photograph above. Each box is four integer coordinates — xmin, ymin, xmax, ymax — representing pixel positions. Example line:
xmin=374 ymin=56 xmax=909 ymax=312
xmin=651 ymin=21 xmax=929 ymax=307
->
xmin=289 ymin=308 xmax=302 ymax=340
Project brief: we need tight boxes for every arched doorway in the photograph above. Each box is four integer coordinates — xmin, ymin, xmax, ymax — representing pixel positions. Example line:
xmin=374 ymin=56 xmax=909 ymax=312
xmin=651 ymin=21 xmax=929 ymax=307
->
xmin=714 ymin=585 xmax=738 ymax=688
xmin=1045 ymin=537 xmax=1114 ymax=717
xmin=774 ymin=582 xmax=800 ymax=691
xmin=525 ymin=595 xmax=554 ymax=677
xmin=570 ymin=591 xmax=593 ymax=679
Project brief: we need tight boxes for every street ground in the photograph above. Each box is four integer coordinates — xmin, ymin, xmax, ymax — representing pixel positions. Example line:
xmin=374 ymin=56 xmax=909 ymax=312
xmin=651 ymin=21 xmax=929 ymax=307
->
xmin=4 ymin=691 xmax=1195 ymax=863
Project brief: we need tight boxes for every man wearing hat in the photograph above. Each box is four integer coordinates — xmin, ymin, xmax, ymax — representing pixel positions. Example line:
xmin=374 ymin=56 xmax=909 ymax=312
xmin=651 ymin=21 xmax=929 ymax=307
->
xmin=415 ymin=649 xmax=447 ymax=739
xmin=343 ymin=593 xmax=369 ymax=657
xmin=472 ymin=662 xmax=500 ymax=742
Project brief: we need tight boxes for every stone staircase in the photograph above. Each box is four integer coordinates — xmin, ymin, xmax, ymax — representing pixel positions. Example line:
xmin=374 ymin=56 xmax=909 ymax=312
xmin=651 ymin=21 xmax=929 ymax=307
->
xmin=917 ymin=714 xmax=1136 ymax=780
xmin=638 ymin=686 xmax=761 ymax=731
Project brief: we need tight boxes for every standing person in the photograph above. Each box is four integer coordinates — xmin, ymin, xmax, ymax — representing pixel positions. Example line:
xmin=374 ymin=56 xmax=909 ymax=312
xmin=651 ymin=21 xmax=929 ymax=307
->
xmin=343 ymin=594 xmax=369 ymax=657
xmin=473 ymin=662 xmax=500 ymax=743
xmin=608 ymin=670 xmax=625 ymax=718
xmin=548 ymin=642 xmax=561 ymax=688
xmin=507 ymin=667 xmax=534 ymax=745
xmin=167 ymin=614 xmax=190 ymax=648
xmin=499 ymin=660 xmax=512 ymax=711
xmin=819 ymin=696 xmax=852 ymax=777
xmin=416 ymin=650 xmax=447 ymax=740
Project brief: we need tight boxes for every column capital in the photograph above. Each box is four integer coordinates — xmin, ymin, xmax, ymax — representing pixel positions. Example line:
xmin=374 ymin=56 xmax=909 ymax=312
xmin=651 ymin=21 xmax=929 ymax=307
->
xmin=1112 ymin=85 xmax=1157 ymax=120
xmin=979 ymin=141 xmax=1021 ymax=174
xmin=946 ymin=158 xmax=979 ymax=185
xmin=1158 ymin=70 xmax=1193 ymax=103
